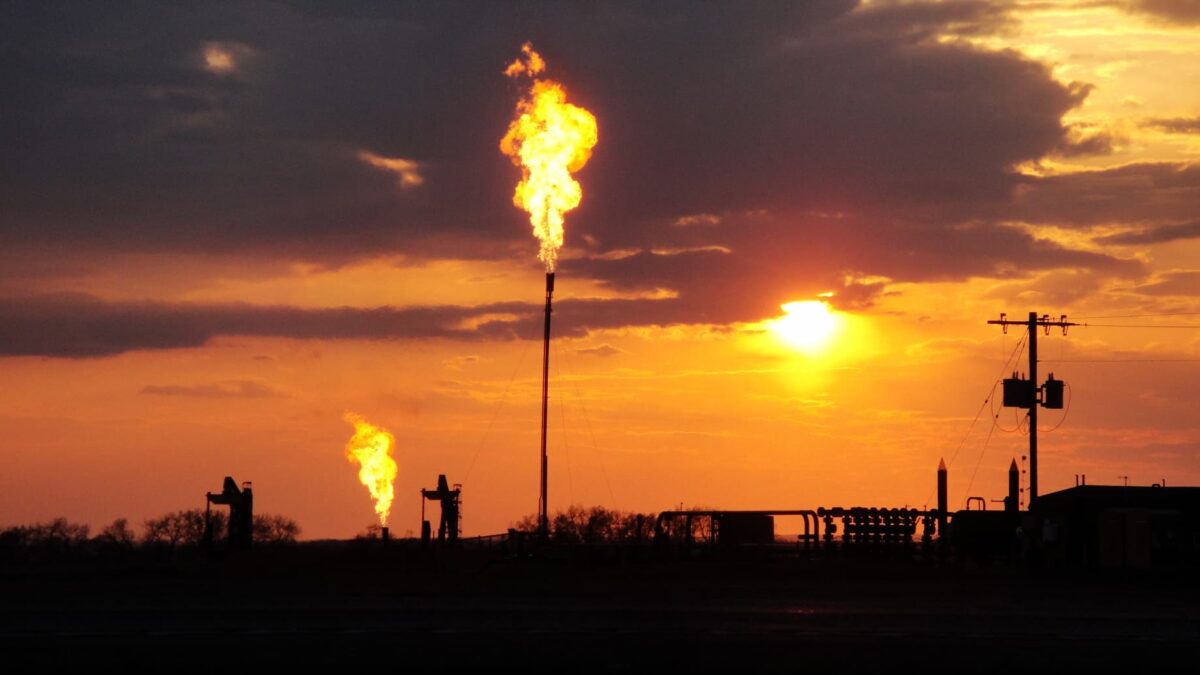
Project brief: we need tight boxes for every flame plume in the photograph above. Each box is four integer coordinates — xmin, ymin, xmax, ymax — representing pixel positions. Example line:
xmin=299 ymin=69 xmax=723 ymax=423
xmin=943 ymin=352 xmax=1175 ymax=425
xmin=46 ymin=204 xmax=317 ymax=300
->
xmin=500 ymin=42 xmax=598 ymax=271
xmin=343 ymin=412 xmax=397 ymax=526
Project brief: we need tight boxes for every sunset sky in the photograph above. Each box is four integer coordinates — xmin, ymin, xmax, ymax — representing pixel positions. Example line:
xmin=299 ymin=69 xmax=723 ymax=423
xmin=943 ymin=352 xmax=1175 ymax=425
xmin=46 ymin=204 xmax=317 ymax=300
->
xmin=3 ymin=0 xmax=1200 ymax=539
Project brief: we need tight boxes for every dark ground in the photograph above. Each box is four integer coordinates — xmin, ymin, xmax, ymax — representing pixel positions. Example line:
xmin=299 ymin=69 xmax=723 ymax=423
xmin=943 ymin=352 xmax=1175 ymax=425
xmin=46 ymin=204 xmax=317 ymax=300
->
xmin=2 ymin=542 xmax=1197 ymax=670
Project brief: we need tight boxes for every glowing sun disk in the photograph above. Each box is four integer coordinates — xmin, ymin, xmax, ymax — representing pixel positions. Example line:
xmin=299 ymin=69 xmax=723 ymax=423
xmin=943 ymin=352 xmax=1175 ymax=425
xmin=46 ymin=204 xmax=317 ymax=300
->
xmin=770 ymin=301 xmax=839 ymax=353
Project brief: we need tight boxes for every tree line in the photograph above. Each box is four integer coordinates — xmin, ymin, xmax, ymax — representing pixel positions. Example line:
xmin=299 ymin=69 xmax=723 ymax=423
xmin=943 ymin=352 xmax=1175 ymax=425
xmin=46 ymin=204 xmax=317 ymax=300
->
xmin=0 ymin=509 xmax=300 ymax=562
xmin=512 ymin=505 xmax=659 ymax=544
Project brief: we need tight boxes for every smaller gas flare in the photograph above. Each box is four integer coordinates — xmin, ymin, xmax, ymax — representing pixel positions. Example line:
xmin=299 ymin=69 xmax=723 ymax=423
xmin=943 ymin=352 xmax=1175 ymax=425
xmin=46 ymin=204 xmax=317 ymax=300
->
xmin=343 ymin=412 xmax=398 ymax=526
xmin=500 ymin=42 xmax=598 ymax=272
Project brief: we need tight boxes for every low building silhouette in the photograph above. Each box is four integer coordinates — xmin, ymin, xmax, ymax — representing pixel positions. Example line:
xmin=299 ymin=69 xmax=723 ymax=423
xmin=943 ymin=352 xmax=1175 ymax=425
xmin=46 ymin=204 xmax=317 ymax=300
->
xmin=1035 ymin=484 xmax=1200 ymax=569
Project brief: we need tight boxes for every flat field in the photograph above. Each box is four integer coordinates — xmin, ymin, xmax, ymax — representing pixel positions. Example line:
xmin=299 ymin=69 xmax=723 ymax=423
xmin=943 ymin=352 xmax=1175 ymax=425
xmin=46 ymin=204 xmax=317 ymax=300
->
xmin=3 ymin=543 xmax=1196 ymax=669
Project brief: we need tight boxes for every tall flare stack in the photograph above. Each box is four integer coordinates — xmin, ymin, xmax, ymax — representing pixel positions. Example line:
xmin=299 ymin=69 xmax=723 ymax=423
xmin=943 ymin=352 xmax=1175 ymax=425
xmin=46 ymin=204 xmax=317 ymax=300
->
xmin=539 ymin=272 xmax=554 ymax=537
xmin=500 ymin=42 xmax=598 ymax=540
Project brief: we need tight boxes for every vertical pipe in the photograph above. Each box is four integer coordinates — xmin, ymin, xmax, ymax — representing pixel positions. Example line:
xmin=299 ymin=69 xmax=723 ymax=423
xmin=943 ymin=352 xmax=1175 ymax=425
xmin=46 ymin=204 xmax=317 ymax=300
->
xmin=1008 ymin=458 xmax=1020 ymax=513
xmin=1028 ymin=311 xmax=1038 ymax=507
xmin=539 ymin=272 xmax=554 ymax=538
xmin=936 ymin=458 xmax=947 ymax=539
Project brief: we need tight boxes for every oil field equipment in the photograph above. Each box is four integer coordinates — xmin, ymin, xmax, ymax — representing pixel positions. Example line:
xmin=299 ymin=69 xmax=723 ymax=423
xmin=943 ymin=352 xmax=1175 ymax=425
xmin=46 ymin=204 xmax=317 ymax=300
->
xmin=421 ymin=474 xmax=461 ymax=545
xmin=988 ymin=312 xmax=1076 ymax=505
xmin=205 ymin=476 xmax=253 ymax=550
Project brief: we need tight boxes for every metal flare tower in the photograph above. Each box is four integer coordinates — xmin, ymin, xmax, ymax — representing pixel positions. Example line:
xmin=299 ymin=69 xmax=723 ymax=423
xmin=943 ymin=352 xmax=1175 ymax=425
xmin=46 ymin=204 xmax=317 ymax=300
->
xmin=539 ymin=272 xmax=554 ymax=538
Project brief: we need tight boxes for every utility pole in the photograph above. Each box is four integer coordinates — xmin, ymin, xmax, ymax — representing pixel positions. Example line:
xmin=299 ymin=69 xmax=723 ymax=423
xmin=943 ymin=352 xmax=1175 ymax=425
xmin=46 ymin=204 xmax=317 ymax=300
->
xmin=988 ymin=312 xmax=1076 ymax=507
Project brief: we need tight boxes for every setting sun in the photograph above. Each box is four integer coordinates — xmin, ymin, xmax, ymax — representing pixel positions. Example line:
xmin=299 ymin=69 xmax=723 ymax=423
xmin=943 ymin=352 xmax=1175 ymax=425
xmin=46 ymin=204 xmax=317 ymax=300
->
xmin=769 ymin=300 xmax=839 ymax=354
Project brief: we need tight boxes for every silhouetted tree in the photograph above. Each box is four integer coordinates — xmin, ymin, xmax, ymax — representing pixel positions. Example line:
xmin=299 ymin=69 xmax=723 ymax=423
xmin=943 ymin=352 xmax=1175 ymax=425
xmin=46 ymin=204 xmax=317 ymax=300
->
xmin=96 ymin=518 xmax=136 ymax=548
xmin=0 ymin=518 xmax=90 ymax=562
xmin=252 ymin=514 xmax=301 ymax=544
xmin=512 ymin=506 xmax=657 ymax=544
xmin=511 ymin=513 xmax=537 ymax=533
xmin=90 ymin=518 xmax=137 ymax=560
xmin=615 ymin=511 xmax=656 ymax=543
xmin=143 ymin=509 xmax=218 ymax=551
xmin=550 ymin=504 xmax=589 ymax=543
xmin=37 ymin=517 xmax=91 ymax=545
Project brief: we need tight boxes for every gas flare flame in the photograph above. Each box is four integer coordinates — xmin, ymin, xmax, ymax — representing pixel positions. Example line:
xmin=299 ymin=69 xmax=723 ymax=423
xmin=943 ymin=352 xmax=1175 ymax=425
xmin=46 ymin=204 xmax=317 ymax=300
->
xmin=343 ymin=412 xmax=397 ymax=526
xmin=500 ymin=42 xmax=598 ymax=272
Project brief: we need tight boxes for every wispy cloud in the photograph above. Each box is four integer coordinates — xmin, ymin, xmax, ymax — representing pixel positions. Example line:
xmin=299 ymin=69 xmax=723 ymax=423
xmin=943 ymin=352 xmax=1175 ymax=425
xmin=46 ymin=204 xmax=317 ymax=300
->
xmin=1142 ymin=117 xmax=1200 ymax=134
xmin=141 ymin=380 xmax=282 ymax=399
xmin=575 ymin=344 xmax=626 ymax=357
xmin=357 ymin=150 xmax=424 ymax=190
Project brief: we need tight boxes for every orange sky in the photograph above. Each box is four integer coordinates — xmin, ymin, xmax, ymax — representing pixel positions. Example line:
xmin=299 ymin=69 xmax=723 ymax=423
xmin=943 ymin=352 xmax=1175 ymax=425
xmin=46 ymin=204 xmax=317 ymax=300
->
xmin=2 ymin=1 xmax=1199 ymax=538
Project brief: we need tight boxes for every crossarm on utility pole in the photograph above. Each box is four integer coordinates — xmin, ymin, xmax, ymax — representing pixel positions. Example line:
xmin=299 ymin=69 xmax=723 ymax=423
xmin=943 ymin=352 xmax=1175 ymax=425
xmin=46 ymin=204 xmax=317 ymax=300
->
xmin=986 ymin=312 xmax=1078 ymax=507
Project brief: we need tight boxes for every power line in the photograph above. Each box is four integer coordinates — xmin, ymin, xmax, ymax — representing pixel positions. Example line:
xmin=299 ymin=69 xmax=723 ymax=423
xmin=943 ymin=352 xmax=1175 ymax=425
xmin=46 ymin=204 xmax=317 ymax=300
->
xmin=924 ymin=333 xmax=1026 ymax=506
xmin=559 ymin=343 xmax=617 ymax=506
xmin=990 ymin=385 xmax=1023 ymax=433
xmin=960 ymin=334 xmax=1026 ymax=464
xmin=1041 ymin=358 xmax=1200 ymax=363
xmin=1084 ymin=323 xmax=1200 ymax=329
xmin=555 ymin=350 xmax=575 ymax=505
xmin=462 ymin=338 xmax=535 ymax=484
xmin=963 ymin=412 xmax=998 ymax=507
xmin=1075 ymin=312 xmax=1200 ymax=320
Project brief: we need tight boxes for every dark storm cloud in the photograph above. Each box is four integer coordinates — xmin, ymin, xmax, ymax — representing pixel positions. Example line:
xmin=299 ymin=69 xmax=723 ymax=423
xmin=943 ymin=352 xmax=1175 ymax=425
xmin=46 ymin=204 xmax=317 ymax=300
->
xmin=5 ymin=3 xmax=1086 ymax=252
xmin=1055 ymin=123 xmax=1123 ymax=157
xmin=0 ymin=292 xmax=748 ymax=358
xmin=565 ymin=217 xmax=1139 ymax=316
xmin=578 ymin=4 xmax=1085 ymax=238
xmin=1097 ymin=221 xmax=1200 ymax=245
xmin=1 ymin=0 xmax=1141 ymax=333
xmin=1008 ymin=163 xmax=1200 ymax=227
xmin=0 ymin=1 xmax=510 ymax=259
xmin=0 ymin=293 xmax=519 ymax=357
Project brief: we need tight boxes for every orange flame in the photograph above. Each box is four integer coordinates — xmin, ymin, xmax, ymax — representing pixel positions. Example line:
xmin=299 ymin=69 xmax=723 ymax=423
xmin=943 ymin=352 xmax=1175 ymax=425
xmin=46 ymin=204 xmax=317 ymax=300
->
xmin=343 ymin=412 xmax=397 ymax=526
xmin=500 ymin=42 xmax=598 ymax=272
